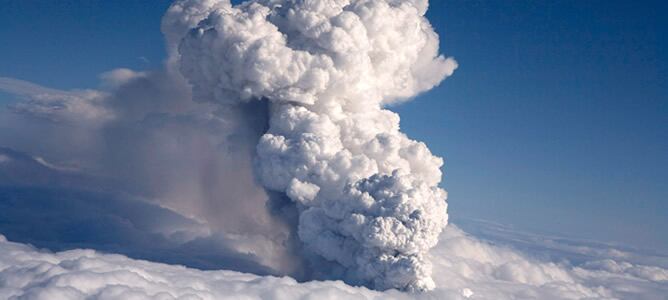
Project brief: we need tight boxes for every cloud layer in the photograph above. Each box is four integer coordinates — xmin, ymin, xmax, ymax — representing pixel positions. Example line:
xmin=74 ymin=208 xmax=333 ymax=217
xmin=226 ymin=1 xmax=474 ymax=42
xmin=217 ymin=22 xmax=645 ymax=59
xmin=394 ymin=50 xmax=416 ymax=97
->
xmin=1 ymin=222 xmax=666 ymax=299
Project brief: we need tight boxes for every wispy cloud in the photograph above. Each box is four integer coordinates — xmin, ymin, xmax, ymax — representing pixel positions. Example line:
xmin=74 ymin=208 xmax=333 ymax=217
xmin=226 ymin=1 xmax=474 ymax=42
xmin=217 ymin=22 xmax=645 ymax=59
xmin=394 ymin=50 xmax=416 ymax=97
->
xmin=0 ymin=77 xmax=113 ymax=123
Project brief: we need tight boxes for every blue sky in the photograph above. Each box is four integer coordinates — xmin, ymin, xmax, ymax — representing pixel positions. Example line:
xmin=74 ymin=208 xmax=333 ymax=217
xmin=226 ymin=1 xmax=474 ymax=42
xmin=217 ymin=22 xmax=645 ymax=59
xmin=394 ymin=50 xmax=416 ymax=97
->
xmin=412 ymin=0 xmax=668 ymax=250
xmin=1 ymin=0 xmax=666 ymax=252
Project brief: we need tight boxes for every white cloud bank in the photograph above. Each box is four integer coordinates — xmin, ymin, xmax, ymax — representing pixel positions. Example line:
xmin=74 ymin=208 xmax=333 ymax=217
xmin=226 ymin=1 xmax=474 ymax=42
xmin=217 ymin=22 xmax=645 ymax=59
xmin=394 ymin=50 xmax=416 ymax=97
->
xmin=1 ymin=222 xmax=666 ymax=300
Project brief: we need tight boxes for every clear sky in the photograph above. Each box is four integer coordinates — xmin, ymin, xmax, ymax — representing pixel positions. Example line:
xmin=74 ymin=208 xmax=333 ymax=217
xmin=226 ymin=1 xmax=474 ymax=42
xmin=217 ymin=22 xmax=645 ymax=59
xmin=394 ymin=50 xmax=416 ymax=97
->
xmin=1 ymin=0 xmax=666 ymax=251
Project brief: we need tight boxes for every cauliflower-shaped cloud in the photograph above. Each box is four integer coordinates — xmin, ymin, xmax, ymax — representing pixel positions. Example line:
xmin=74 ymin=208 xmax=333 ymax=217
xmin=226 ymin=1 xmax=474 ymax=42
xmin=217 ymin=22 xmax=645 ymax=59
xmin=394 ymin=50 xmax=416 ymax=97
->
xmin=168 ymin=0 xmax=457 ymax=291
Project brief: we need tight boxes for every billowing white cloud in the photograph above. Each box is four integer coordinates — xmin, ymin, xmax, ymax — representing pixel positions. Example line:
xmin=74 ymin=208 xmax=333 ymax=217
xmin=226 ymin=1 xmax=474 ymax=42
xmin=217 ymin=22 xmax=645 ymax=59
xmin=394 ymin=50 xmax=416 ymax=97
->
xmin=2 ymin=0 xmax=459 ymax=289
xmin=169 ymin=0 xmax=456 ymax=291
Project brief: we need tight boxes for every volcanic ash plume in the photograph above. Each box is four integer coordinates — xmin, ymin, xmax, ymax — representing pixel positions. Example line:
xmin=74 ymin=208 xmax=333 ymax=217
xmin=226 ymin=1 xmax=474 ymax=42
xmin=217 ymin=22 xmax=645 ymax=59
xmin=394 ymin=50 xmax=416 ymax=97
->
xmin=168 ymin=0 xmax=457 ymax=291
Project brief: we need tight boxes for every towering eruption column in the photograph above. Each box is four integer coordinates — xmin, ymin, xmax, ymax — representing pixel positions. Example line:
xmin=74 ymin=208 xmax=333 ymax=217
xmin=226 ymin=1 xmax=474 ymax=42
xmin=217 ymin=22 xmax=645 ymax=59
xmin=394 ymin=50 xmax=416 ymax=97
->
xmin=171 ymin=0 xmax=457 ymax=291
